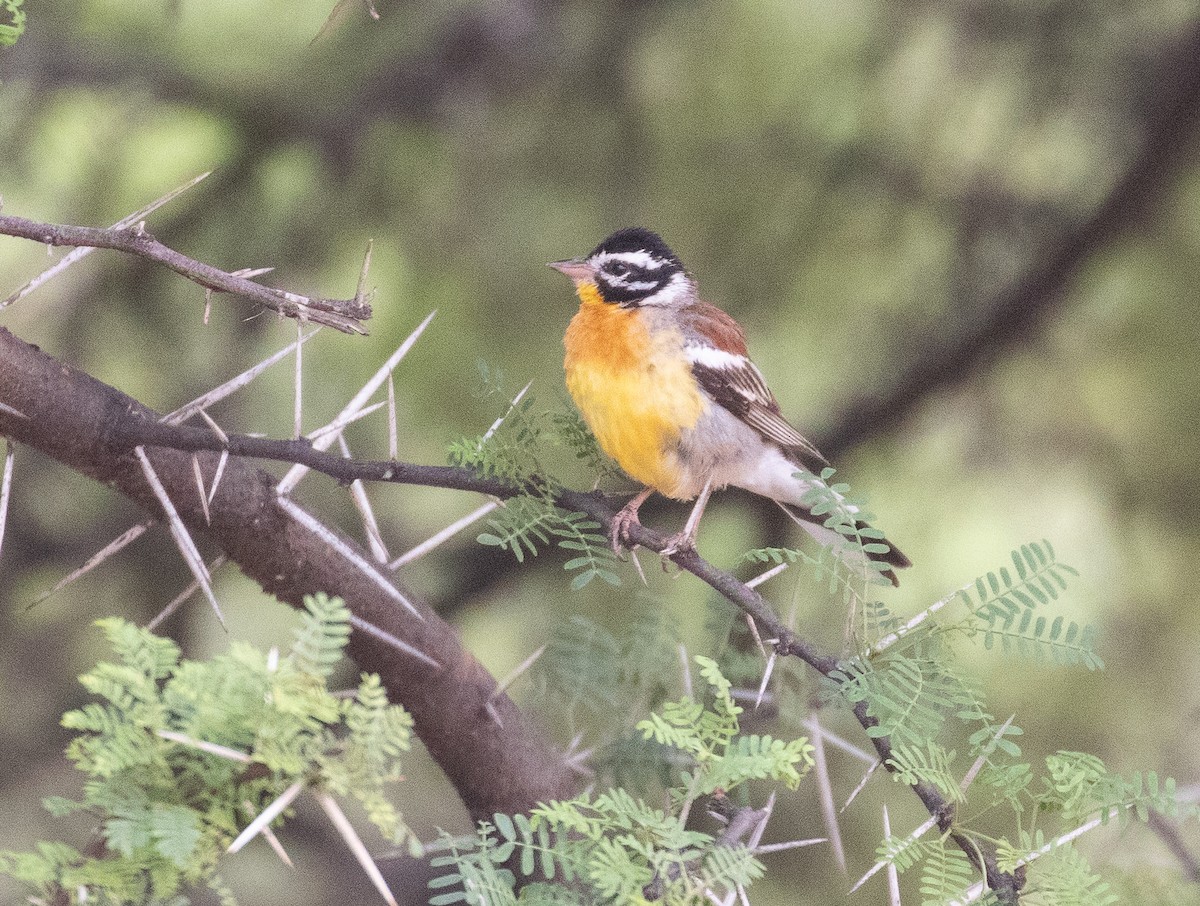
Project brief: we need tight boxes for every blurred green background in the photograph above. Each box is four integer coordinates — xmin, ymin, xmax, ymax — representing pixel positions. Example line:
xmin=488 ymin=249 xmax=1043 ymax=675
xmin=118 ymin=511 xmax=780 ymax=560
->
xmin=3 ymin=0 xmax=1200 ymax=902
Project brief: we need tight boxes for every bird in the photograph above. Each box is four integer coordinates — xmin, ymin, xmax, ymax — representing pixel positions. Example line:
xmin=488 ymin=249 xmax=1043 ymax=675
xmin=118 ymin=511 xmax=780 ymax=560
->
xmin=549 ymin=227 xmax=911 ymax=585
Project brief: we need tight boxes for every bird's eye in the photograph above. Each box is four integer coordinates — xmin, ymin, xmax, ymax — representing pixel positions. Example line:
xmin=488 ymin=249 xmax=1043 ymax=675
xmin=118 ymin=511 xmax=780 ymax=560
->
xmin=608 ymin=262 xmax=630 ymax=277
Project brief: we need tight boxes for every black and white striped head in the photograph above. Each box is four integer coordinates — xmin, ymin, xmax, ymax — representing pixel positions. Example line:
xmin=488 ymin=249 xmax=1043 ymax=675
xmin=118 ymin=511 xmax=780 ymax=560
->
xmin=549 ymin=228 xmax=695 ymax=309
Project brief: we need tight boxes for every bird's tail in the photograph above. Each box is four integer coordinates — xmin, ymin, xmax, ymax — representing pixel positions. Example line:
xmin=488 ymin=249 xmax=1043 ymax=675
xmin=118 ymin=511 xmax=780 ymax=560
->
xmin=776 ymin=501 xmax=911 ymax=587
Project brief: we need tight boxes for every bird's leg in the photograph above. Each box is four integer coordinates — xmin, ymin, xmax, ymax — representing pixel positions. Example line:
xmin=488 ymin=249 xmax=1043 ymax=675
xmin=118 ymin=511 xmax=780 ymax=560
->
xmin=661 ymin=480 xmax=714 ymax=557
xmin=611 ymin=486 xmax=656 ymax=555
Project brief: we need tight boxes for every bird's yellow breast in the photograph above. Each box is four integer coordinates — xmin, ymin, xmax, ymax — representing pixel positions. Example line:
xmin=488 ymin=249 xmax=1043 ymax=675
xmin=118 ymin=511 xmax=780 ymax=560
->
xmin=563 ymin=284 xmax=705 ymax=497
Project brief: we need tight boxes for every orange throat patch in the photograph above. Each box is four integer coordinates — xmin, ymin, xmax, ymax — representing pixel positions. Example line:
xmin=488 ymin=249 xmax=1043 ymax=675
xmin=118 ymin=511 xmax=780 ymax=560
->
xmin=563 ymin=284 xmax=705 ymax=496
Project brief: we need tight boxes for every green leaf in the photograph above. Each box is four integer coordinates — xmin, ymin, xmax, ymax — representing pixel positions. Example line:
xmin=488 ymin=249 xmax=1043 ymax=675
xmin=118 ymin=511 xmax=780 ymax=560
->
xmin=150 ymin=806 xmax=202 ymax=868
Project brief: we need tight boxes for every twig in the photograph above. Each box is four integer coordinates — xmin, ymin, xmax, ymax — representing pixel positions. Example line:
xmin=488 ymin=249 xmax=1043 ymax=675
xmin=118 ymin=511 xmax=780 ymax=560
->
xmin=1 ymin=171 xmax=212 ymax=310
xmin=1147 ymin=810 xmax=1200 ymax=882
xmin=0 ymin=214 xmax=370 ymax=333
xmin=278 ymin=310 xmax=436 ymax=493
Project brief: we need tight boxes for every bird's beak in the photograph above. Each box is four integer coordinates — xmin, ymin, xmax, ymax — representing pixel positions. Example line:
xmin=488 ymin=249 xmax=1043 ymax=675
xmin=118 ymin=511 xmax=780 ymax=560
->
xmin=547 ymin=257 xmax=596 ymax=283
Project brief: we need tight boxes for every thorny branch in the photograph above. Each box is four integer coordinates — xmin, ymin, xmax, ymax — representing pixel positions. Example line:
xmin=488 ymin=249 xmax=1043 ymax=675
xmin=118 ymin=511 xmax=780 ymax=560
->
xmin=0 ymin=215 xmax=371 ymax=334
xmin=0 ymin=328 xmax=576 ymax=825
xmin=0 ymin=339 xmax=1024 ymax=902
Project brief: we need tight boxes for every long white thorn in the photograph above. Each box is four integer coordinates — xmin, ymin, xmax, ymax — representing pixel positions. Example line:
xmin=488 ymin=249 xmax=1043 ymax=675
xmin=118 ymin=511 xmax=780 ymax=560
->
xmin=192 ymin=455 xmax=211 ymax=525
xmin=135 ymin=447 xmax=225 ymax=628
xmin=145 ymin=555 xmax=228 ymax=630
xmin=0 ymin=439 xmax=13 ymax=562
xmin=869 ymin=582 xmax=972 ymax=656
xmin=746 ymin=561 xmax=790 ymax=589
xmin=810 ymin=716 xmax=846 ymax=873
xmin=387 ymin=374 xmax=398 ymax=461
xmin=243 ymin=799 xmax=294 ymax=868
xmin=883 ymin=806 xmax=902 ymax=906
xmin=959 ymin=715 xmax=1016 ymax=794
xmin=348 ymin=614 xmax=440 ymax=669
xmin=754 ymin=837 xmax=827 ymax=854
xmin=754 ymin=652 xmax=776 ymax=710
xmin=207 ymin=448 xmax=230 ymax=506
xmin=354 ymin=239 xmax=374 ymax=306
xmin=2 ymin=171 xmax=212 ymax=310
xmin=388 ymin=500 xmax=500 ymax=570
xmin=228 ymin=781 xmax=304 ymax=854
xmin=490 ymin=643 xmax=547 ymax=701
xmin=746 ymin=791 xmax=776 ymax=852
xmin=851 ymin=815 xmax=938 ymax=894
xmin=198 ymin=408 xmax=230 ymax=445
xmin=338 ymin=436 xmax=389 ymax=563
xmin=158 ymin=730 xmax=251 ymax=763
xmin=841 ymin=760 xmax=881 ymax=813
xmin=305 ymin=400 xmax=387 ymax=443
xmin=27 ymin=521 xmax=152 ymax=608
xmin=744 ymin=612 xmax=767 ymax=656
xmin=482 ymin=380 xmax=533 ymax=442
xmin=276 ymin=495 xmax=422 ymax=621
xmin=165 ymin=328 xmax=319 ymax=425
xmin=800 ymin=718 xmax=876 ymax=764
xmin=951 ymin=806 xmax=1123 ymax=904
xmin=294 ymin=321 xmax=304 ymax=439
xmin=679 ymin=643 xmax=693 ymax=700
xmin=313 ymin=790 xmax=399 ymax=906
xmin=279 ymin=310 xmax=435 ymax=494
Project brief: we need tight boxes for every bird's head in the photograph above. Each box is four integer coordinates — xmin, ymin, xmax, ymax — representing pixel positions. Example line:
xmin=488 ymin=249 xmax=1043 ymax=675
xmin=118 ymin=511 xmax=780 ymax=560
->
xmin=549 ymin=227 xmax=695 ymax=309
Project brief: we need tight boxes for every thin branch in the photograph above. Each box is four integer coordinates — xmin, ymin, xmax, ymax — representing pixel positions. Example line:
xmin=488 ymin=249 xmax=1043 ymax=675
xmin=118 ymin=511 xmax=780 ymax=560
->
xmin=818 ymin=23 xmax=1200 ymax=461
xmin=0 ymin=215 xmax=370 ymax=333
xmin=82 ymin=398 xmax=1024 ymax=891
xmin=1 ymin=170 xmax=212 ymax=310
xmin=1147 ymin=810 xmax=1200 ymax=882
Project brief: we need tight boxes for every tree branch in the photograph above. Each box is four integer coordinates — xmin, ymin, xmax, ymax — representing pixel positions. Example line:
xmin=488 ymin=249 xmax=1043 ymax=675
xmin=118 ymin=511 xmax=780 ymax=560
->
xmin=0 ymin=329 xmax=1022 ymax=901
xmin=0 ymin=327 xmax=574 ymax=823
xmin=0 ymin=215 xmax=371 ymax=334
xmin=818 ymin=22 xmax=1200 ymax=462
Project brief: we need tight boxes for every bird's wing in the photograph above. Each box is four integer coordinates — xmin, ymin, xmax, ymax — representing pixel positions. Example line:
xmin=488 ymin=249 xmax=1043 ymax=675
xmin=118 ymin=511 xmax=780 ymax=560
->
xmin=680 ymin=303 xmax=829 ymax=471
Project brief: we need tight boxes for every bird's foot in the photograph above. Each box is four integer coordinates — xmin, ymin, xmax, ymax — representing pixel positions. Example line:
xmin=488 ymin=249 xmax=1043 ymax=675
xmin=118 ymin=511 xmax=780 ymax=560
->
xmin=610 ymin=502 xmax=643 ymax=556
xmin=659 ymin=529 xmax=697 ymax=558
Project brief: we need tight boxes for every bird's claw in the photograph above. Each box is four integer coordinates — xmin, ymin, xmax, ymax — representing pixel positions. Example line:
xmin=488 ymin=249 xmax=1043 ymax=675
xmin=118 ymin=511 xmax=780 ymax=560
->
xmin=610 ymin=504 xmax=641 ymax=557
xmin=659 ymin=531 xmax=697 ymax=558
